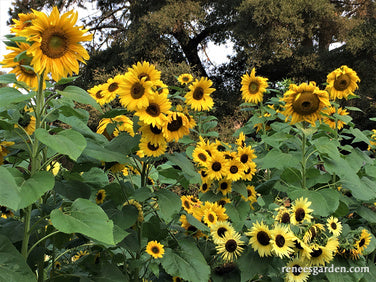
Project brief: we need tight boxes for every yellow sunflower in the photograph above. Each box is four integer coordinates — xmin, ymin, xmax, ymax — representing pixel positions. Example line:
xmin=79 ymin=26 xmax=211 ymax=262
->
xmin=146 ymin=241 xmax=165 ymax=259
xmin=271 ymin=225 xmax=296 ymax=258
xmin=135 ymin=93 xmax=171 ymax=127
xmin=236 ymin=132 xmax=246 ymax=148
xmin=246 ymin=221 xmax=273 ymax=257
xmin=200 ymin=179 xmax=212 ymax=193
xmin=293 ymin=238 xmax=313 ymax=260
xmin=181 ymin=195 xmax=194 ymax=213
xmin=17 ymin=110 xmax=36 ymax=135
xmin=290 ymin=197 xmax=313 ymax=225
xmin=21 ymin=7 xmax=92 ymax=81
xmin=10 ymin=12 xmax=36 ymax=35
xmin=54 ymin=261 xmax=62 ymax=270
xmin=97 ymin=115 xmax=134 ymax=138
xmin=284 ymin=258 xmax=311 ymax=282
xmin=225 ymin=158 xmax=245 ymax=182
xmin=354 ymin=229 xmax=372 ymax=253
xmin=152 ymin=80 xmax=169 ymax=96
xmin=210 ymin=202 xmax=229 ymax=222
xmin=123 ymin=199 xmax=144 ymax=223
xmin=139 ymin=138 xmax=167 ymax=157
xmin=128 ymin=61 xmax=161 ymax=82
xmin=368 ymin=129 xmax=376 ymax=150
xmin=210 ymin=221 xmax=235 ymax=243
xmin=192 ymin=147 xmax=211 ymax=168
xmin=0 ymin=141 xmax=15 ymax=165
xmin=215 ymin=231 xmax=245 ymax=262
xmin=303 ymin=223 xmax=325 ymax=243
xmin=88 ymin=84 xmax=109 ymax=106
xmin=95 ymin=189 xmax=106 ymax=204
xmin=101 ymin=75 xmax=124 ymax=103
xmin=162 ymin=111 xmax=190 ymax=142
xmin=179 ymin=214 xmax=204 ymax=238
xmin=0 ymin=206 xmax=14 ymax=219
xmin=72 ymin=250 xmax=89 ymax=262
xmin=1 ymin=42 xmax=41 ymax=89
xmin=46 ymin=161 xmax=60 ymax=176
xmin=217 ymin=197 xmax=231 ymax=207
xmin=322 ymin=106 xmax=349 ymax=130
xmin=237 ymin=146 xmax=257 ymax=167
xmin=241 ymin=185 xmax=257 ymax=203
xmin=326 ymin=65 xmax=360 ymax=100
xmin=184 ymin=77 xmax=215 ymax=111
xmin=178 ymin=73 xmax=193 ymax=85
xmin=217 ymin=179 xmax=232 ymax=196
xmin=326 ymin=216 xmax=342 ymax=237
xmin=203 ymin=209 xmax=218 ymax=226
xmin=307 ymin=243 xmax=334 ymax=266
xmin=242 ymin=162 xmax=257 ymax=181
xmin=240 ymin=68 xmax=268 ymax=104
xmin=206 ymin=152 xmax=228 ymax=181
xmin=282 ymin=82 xmax=330 ymax=126
xmin=274 ymin=207 xmax=291 ymax=224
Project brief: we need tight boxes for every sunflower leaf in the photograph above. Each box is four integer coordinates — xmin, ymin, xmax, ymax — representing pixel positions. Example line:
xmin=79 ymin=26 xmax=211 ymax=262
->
xmin=0 ymin=87 xmax=34 ymax=108
xmin=57 ymin=85 xmax=102 ymax=112
xmin=155 ymin=189 xmax=181 ymax=222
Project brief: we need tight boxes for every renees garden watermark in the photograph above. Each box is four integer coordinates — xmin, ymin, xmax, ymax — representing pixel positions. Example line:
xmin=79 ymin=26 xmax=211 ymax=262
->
xmin=282 ymin=265 xmax=369 ymax=276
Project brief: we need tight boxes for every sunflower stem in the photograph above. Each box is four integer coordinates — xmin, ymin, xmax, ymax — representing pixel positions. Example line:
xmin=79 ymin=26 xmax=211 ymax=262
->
xmin=300 ymin=129 xmax=307 ymax=190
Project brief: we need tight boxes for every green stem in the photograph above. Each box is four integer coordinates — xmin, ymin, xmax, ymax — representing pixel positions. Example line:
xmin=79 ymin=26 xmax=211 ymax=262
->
xmin=27 ymin=231 xmax=60 ymax=257
xmin=301 ymin=130 xmax=307 ymax=190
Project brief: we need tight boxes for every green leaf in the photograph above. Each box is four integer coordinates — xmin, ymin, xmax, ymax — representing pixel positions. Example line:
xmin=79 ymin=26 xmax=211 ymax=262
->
xmin=56 ymin=76 xmax=80 ymax=85
xmin=35 ymin=128 xmax=87 ymax=161
xmin=155 ymin=189 xmax=181 ymax=222
xmin=160 ymin=239 xmax=210 ymax=282
xmin=357 ymin=206 xmax=376 ymax=224
xmin=166 ymin=152 xmax=199 ymax=178
xmin=0 ymin=73 xmax=17 ymax=84
xmin=105 ymin=133 xmax=141 ymax=156
xmin=50 ymin=198 xmax=115 ymax=245
xmin=238 ymin=249 xmax=273 ymax=281
xmin=0 ymin=87 xmax=34 ymax=107
xmin=186 ymin=213 xmax=210 ymax=232
xmin=345 ymin=106 xmax=363 ymax=112
xmin=349 ymin=128 xmax=370 ymax=144
xmin=258 ymin=149 xmax=300 ymax=170
xmin=0 ymin=235 xmax=36 ymax=282
xmin=82 ymin=141 xmax=128 ymax=163
xmin=232 ymin=182 xmax=248 ymax=198
xmin=57 ymin=85 xmax=102 ymax=111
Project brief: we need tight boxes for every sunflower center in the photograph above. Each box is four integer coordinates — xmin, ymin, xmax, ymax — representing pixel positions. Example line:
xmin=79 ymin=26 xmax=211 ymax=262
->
xmin=281 ymin=212 xmax=290 ymax=224
xmin=217 ymin=145 xmax=226 ymax=151
xmin=108 ymin=82 xmax=119 ymax=92
xmin=275 ymin=234 xmax=286 ymax=247
xmin=225 ymin=239 xmax=238 ymax=253
xmin=294 ymin=240 xmax=303 ymax=250
xmin=309 ymin=227 xmax=317 ymax=240
xmin=295 ymin=208 xmax=306 ymax=222
xmin=202 ymin=183 xmax=208 ymax=191
xmin=292 ymin=264 xmax=302 ymax=276
xmin=334 ymin=74 xmax=350 ymax=91
xmin=230 ymin=165 xmax=238 ymax=174
xmin=193 ymin=86 xmax=204 ymax=100
xmin=220 ymin=182 xmax=228 ymax=190
xmin=208 ymin=213 xmax=215 ymax=222
xmin=198 ymin=153 xmax=207 ymax=162
xmin=247 ymin=189 xmax=253 ymax=197
xmin=41 ymin=29 xmax=69 ymax=58
xmin=330 ymin=222 xmax=337 ymax=230
xmin=147 ymin=142 xmax=159 ymax=151
xmin=217 ymin=227 xmax=228 ymax=237
xmin=146 ymin=103 xmax=161 ymax=117
xmin=212 ymin=161 xmax=222 ymax=172
xmin=218 ymin=200 xmax=226 ymax=206
xmin=187 ymin=225 xmax=198 ymax=233
xmin=292 ymin=91 xmax=320 ymax=115
xmin=310 ymin=248 xmax=322 ymax=258
xmin=201 ymin=170 xmax=208 ymax=177
xmin=96 ymin=90 xmax=104 ymax=99
xmin=257 ymin=231 xmax=270 ymax=246
xmin=150 ymin=124 xmax=162 ymax=134
xmin=248 ymin=82 xmax=260 ymax=94
xmin=359 ymin=239 xmax=365 ymax=247
xmin=96 ymin=193 xmax=103 ymax=201
xmin=18 ymin=114 xmax=31 ymax=127
xmin=184 ymin=200 xmax=190 ymax=210
xmin=138 ymin=73 xmax=150 ymax=81
xmin=167 ymin=116 xmax=183 ymax=132
xmin=151 ymin=246 xmax=160 ymax=254
xmin=244 ymin=168 xmax=251 ymax=175
xmin=131 ymin=82 xmax=145 ymax=99
xmin=240 ymin=154 xmax=248 ymax=163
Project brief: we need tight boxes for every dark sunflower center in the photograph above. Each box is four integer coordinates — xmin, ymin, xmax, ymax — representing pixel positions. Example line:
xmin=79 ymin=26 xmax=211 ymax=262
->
xmin=309 ymin=227 xmax=317 ymax=240
xmin=294 ymin=240 xmax=303 ymax=250
xmin=182 ymin=76 xmax=189 ymax=82
xmin=225 ymin=239 xmax=238 ymax=253
xmin=217 ymin=227 xmax=228 ymax=237
xmin=257 ymin=231 xmax=270 ymax=246
xmin=218 ymin=200 xmax=226 ymax=206
xmin=131 ymin=82 xmax=145 ymax=99
xmin=359 ymin=239 xmax=365 ymax=247
xmin=230 ymin=165 xmax=238 ymax=174
xmin=220 ymin=182 xmax=228 ymax=190
xmin=96 ymin=90 xmax=104 ymax=99
xmin=240 ymin=154 xmax=248 ymax=163
xmin=108 ymin=82 xmax=119 ymax=92
xmin=193 ymin=87 xmax=204 ymax=100
xmin=147 ymin=142 xmax=159 ymax=151
xmin=184 ymin=200 xmax=190 ymax=210
xmin=281 ymin=212 xmax=290 ymax=224
xmin=208 ymin=213 xmax=215 ymax=222
xmin=217 ymin=145 xmax=226 ymax=151
xmin=330 ymin=222 xmax=337 ymax=230
xmin=96 ymin=193 xmax=103 ymax=201
xmin=198 ymin=153 xmax=207 ymax=162
xmin=292 ymin=91 xmax=320 ymax=115
xmin=212 ymin=161 xmax=222 ymax=172
xmin=187 ymin=225 xmax=197 ymax=233
xmin=244 ymin=168 xmax=251 ymax=175
xmin=248 ymin=82 xmax=260 ymax=94
xmin=41 ymin=29 xmax=69 ymax=58
xmin=150 ymin=124 xmax=162 ymax=134
xmin=201 ymin=170 xmax=208 ymax=177
xmin=146 ymin=103 xmax=161 ymax=117
xmin=295 ymin=208 xmax=306 ymax=222
xmin=202 ymin=183 xmax=208 ymax=191
xmin=151 ymin=246 xmax=160 ymax=254
xmin=275 ymin=234 xmax=286 ymax=248
xmin=18 ymin=114 xmax=31 ymax=127
xmin=292 ymin=264 xmax=301 ymax=276
xmin=224 ymin=154 xmax=233 ymax=160
xmin=167 ymin=116 xmax=183 ymax=132
xmin=310 ymin=248 xmax=322 ymax=258
xmin=247 ymin=189 xmax=253 ymax=197
xmin=138 ymin=73 xmax=150 ymax=81
xmin=334 ymin=74 xmax=350 ymax=91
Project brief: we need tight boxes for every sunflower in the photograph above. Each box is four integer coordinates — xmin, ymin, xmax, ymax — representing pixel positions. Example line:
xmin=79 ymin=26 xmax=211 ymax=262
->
xmin=192 ymin=147 xmax=211 ymax=167
xmin=246 ymin=221 xmax=273 ymax=257
xmin=240 ymin=68 xmax=268 ymax=104
xmin=0 ymin=206 xmax=14 ymax=219
xmin=354 ymin=229 xmax=372 ymax=253
xmin=307 ymin=243 xmax=334 ymax=266
xmin=162 ymin=111 xmax=190 ymax=142
xmin=97 ymin=115 xmax=134 ymax=138
xmin=215 ymin=231 xmax=245 ymax=262
xmin=123 ymin=199 xmax=144 ymax=223
xmin=172 ymin=277 xmax=183 ymax=282
xmin=271 ymin=225 xmax=296 ymax=258
xmin=217 ymin=197 xmax=231 ymax=207
xmin=236 ymin=132 xmax=246 ymax=148
xmin=179 ymin=214 xmax=204 ymax=238
xmin=109 ymin=163 xmax=126 ymax=174
xmin=290 ymin=197 xmax=313 ymax=225
xmin=0 ymin=141 xmax=14 ymax=165
xmin=128 ymin=61 xmax=161 ymax=82
xmin=224 ymin=158 xmax=245 ymax=182
xmin=135 ymin=93 xmax=171 ymax=127
xmin=21 ymin=7 xmax=92 ymax=81
xmin=10 ymin=12 xmax=36 ymax=35
xmin=275 ymin=207 xmax=291 ymax=224
xmin=200 ymin=179 xmax=212 ymax=193
xmin=101 ymin=75 xmax=124 ymax=103
xmin=88 ymin=84 xmax=109 ymax=106
xmin=237 ymin=146 xmax=257 ymax=167
xmin=178 ymin=73 xmax=193 ymax=85
xmin=368 ymin=129 xmax=376 ymax=150
xmin=293 ymin=238 xmax=312 ymax=260
xmin=241 ymin=185 xmax=257 ymax=203
xmin=338 ymin=246 xmax=361 ymax=260
xmin=1 ymin=42 xmax=41 ymax=89
xmin=54 ymin=261 xmax=62 ymax=270
xmin=242 ymin=162 xmax=257 ymax=181
xmin=46 ymin=161 xmax=60 ymax=176
xmin=138 ymin=138 xmax=167 ymax=157
xmin=203 ymin=209 xmax=218 ymax=226
xmin=303 ymin=224 xmax=325 ymax=243
xmin=206 ymin=152 xmax=228 ymax=181
xmin=210 ymin=221 xmax=235 ymax=243
xmin=95 ymin=189 xmax=106 ymax=204
xmin=72 ymin=250 xmax=89 ymax=262
xmin=326 ymin=216 xmax=342 ymax=237
xmin=210 ymin=202 xmax=229 ymax=222
xmin=217 ymin=179 xmax=232 ymax=196
xmin=181 ymin=195 xmax=194 ymax=213
xmin=139 ymin=122 xmax=165 ymax=145
xmin=184 ymin=77 xmax=215 ymax=111
xmin=17 ymin=111 xmax=36 ymax=135
xmin=326 ymin=65 xmax=360 ymax=100
xmin=284 ymin=258 xmax=311 ymax=282
xmin=322 ymin=106 xmax=349 ymax=130
xmin=282 ymin=82 xmax=330 ymax=126
xmin=152 ymin=80 xmax=169 ymax=96
xmin=146 ymin=241 xmax=165 ymax=259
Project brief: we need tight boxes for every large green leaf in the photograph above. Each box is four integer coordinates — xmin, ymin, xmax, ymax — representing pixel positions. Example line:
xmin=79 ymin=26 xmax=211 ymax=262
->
xmin=258 ymin=149 xmax=300 ymax=170
xmin=50 ymin=198 xmax=115 ymax=245
xmin=0 ymin=167 xmax=55 ymax=210
xmin=238 ymin=249 xmax=273 ymax=282
xmin=57 ymin=85 xmax=101 ymax=111
xmin=35 ymin=128 xmax=87 ymax=161
xmin=160 ymin=239 xmax=210 ymax=282
xmin=82 ymin=141 xmax=128 ymax=163
xmin=0 ymin=87 xmax=34 ymax=108
xmin=155 ymin=189 xmax=181 ymax=222
xmin=0 ymin=235 xmax=36 ymax=282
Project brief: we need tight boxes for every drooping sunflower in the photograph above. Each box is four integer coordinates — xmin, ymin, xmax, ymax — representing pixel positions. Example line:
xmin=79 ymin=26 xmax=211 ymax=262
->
xmin=10 ymin=12 xmax=36 ymax=35
xmin=240 ymin=68 xmax=268 ymax=104
xmin=135 ymin=93 xmax=171 ymax=127
xmin=97 ymin=115 xmax=134 ymax=138
xmin=145 ymin=241 xmax=165 ymax=259
xmin=178 ymin=73 xmax=193 ymax=85
xmin=184 ymin=77 xmax=215 ymax=111
xmin=246 ymin=221 xmax=273 ymax=257
xmin=88 ymin=84 xmax=109 ymax=106
xmin=354 ymin=229 xmax=372 ymax=253
xmin=210 ymin=221 xmax=235 ymax=243
xmin=217 ymin=179 xmax=232 ymax=196
xmin=271 ymin=224 xmax=296 ymax=258
xmin=101 ymin=75 xmax=124 ymax=103
xmin=162 ymin=111 xmax=190 ymax=142
xmin=293 ymin=238 xmax=313 ymax=260
xmin=326 ymin=216 xmax=342 ymax=237
xmin=322 ymin=106 xmax=349 ymax=130
xmin=215 ymin=231 xmax=245 ymax=262
xmin=303 ymin=224 xmax=325 ymax=243
xmin=123 ymin=199 xmax=144 ymax=223
xmin=128 ymin=61 xmax=161 ymax=82
xmin=21 ymin=7 xmax=92 ymax=81
xmin=290 ymin=197 xmax=313 ymax=225
xmin=282 ymin=82 xmax=330 ymax=126
xmin=1 ymin=42 xmax=41 ymax=89
xmin=138 ymin=138 xmax=167 ymax=157
xmin=95 ymin=189 xmax=106 ymax=204
xmin=274 ymin=207 xmax=291 ymax=224
xmin=217 ymin=197 xmax=231 ymax=207
xmin=17 ymin=109 xmax=36 ymax=135
xmin=72 ymin=250 xmax=89 ymax=262
xmin=206 ymin=152 xmax=228 ymax=181
xmin=284 ymin=258 xmax=311 ymax=282
xmin=326 ymin=65 xmax=360 ymax=100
